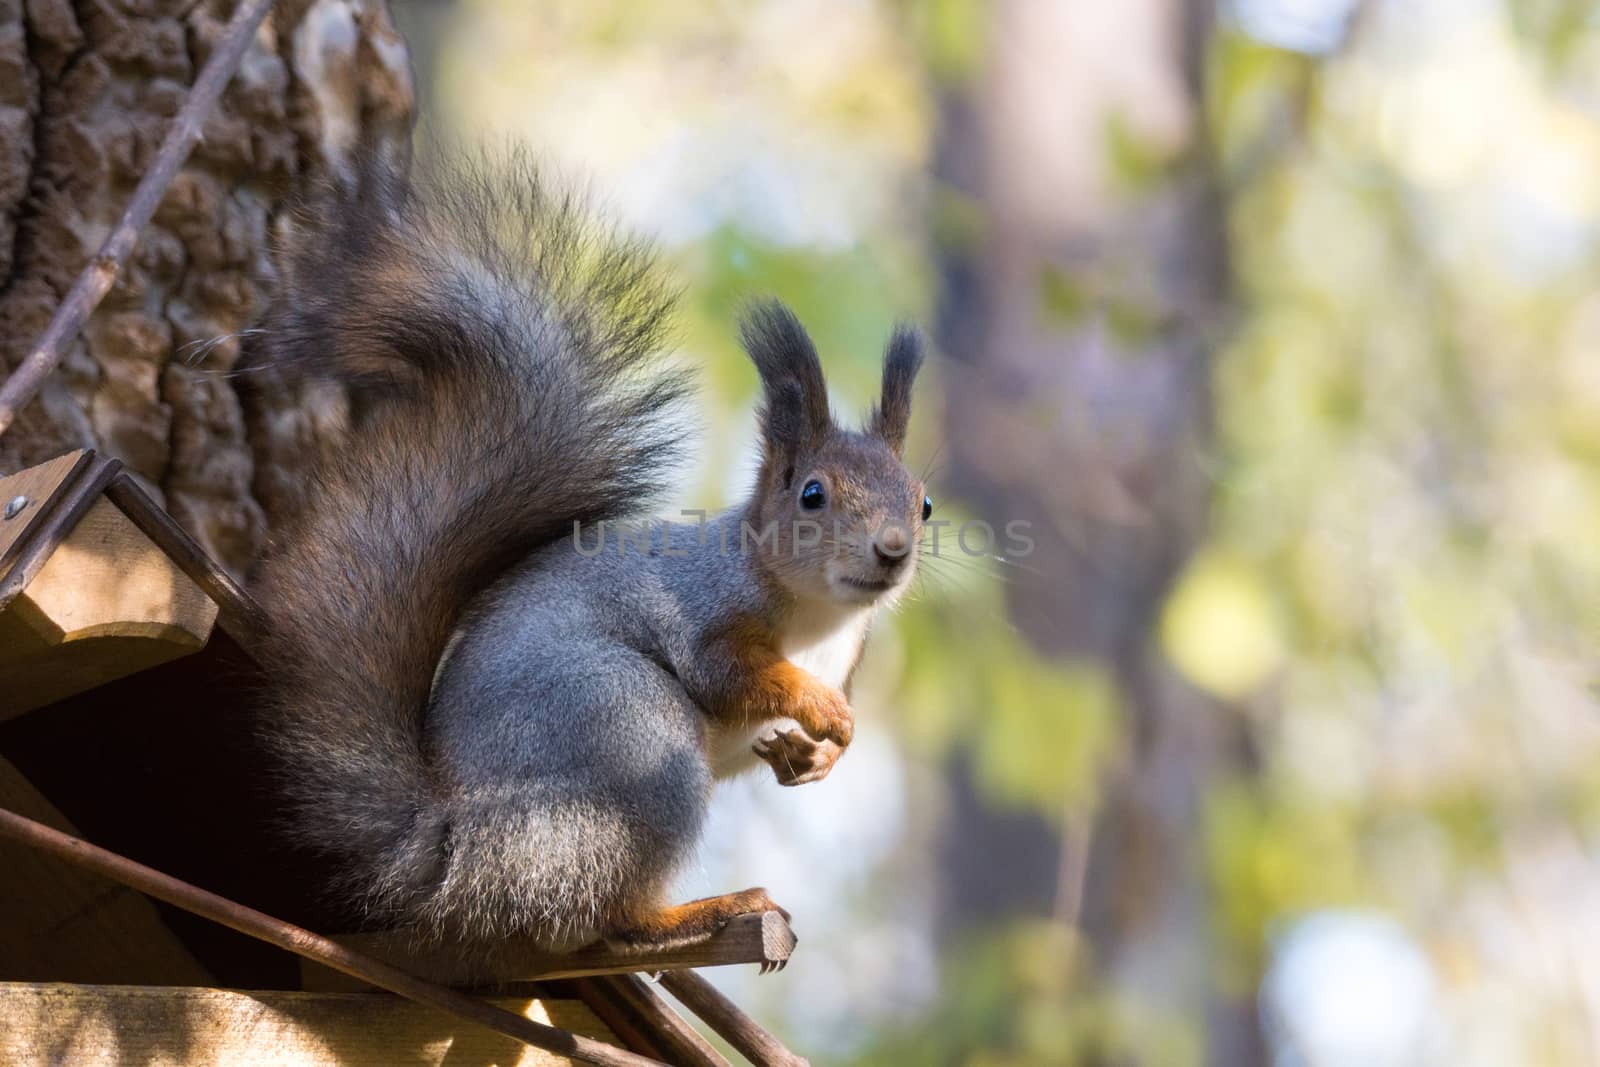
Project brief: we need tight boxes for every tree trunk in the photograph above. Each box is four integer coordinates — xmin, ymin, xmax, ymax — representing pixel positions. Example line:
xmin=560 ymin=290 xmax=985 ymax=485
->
xmin=932 ymin=1 xmax=1262 ymax=1060
xmin=0 ymin=0 xmax=413 ymax=575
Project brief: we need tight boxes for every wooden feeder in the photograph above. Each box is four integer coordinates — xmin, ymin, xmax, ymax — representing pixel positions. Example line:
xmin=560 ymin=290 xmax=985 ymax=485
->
xmin=0 ymin=451 xmax=218 ymax=716
xmin=0 ymin=449 xmax=807 ymax=1067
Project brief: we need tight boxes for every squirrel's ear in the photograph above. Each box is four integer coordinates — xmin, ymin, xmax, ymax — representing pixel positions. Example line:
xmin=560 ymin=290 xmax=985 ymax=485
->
xmin=740 ymin=301 xmax=831 ymax=459
xmin=868 ymin=325 xmax=923 ymax=456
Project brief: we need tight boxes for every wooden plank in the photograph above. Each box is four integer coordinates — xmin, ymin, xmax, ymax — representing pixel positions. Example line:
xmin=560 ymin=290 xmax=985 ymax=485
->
xmin=10 ymin=495 xmax=219 ymax=644
xmin=305 ymin=912 xmax=798 ymax=990
xmin=0 ymin=451 xmax=117 ymax=613
xmin=0 ymin=983 xmax=620 ymax=1066
xmin=0 ymin=496 xmax=219 ymax=717
xmin=105 ymin=472 xmax=267 ymax=648
xmin=0 ymin=450 xmax=89 ymax=571
xmin=0 ymin=758 xmax=212 ymax=986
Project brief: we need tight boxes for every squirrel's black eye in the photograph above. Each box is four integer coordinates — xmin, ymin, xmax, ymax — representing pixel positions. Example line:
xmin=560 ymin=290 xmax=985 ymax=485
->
xmin=800 ymin=480 xmax=826 ymax=510
xmin=922 ymin=495 xmax=933 ymax=522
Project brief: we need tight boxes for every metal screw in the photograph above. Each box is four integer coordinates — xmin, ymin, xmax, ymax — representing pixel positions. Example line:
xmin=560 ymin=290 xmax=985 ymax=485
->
xmin=4 ymin=495 xmax=26 ymax=520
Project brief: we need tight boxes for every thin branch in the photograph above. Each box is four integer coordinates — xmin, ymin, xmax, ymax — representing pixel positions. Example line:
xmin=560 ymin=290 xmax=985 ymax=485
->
xmin=0 ymin=805 xmax=663 ymax=1067
xmin=658 ymin=969 xmax=811 ymax=1067
xmin=590 ymin=974 xmax=732 ymax=1067
xmin=0 ymin=0 xmax=276 ymax=438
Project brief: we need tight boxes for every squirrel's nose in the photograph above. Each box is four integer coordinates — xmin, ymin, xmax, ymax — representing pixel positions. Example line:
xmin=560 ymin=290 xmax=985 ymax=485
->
xmin=872 ymin=527 xmax=910 ymax=569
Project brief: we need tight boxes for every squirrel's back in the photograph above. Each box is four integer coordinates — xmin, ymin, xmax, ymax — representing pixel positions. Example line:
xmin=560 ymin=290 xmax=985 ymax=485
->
xmin=251 ymin=149 xmax=690 ymax=925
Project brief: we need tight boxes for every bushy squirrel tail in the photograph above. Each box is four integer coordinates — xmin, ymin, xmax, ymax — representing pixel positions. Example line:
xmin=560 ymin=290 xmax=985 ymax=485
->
xmin=251 ymin=149 xmax=690 ymax=922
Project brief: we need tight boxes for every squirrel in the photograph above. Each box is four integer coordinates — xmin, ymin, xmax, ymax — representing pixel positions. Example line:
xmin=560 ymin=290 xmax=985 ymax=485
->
xmin=251 ymin=148 xmax=930 ymax=956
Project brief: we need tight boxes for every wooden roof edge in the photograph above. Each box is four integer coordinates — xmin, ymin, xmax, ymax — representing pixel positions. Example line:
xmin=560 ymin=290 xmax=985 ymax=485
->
xmin=102 ymin=464 xmax=268 ymax=650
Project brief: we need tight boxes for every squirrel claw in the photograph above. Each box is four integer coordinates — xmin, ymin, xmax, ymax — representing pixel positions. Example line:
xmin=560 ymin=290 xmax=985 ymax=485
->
xmin=753 ymin=727 xmax=843 ymax=786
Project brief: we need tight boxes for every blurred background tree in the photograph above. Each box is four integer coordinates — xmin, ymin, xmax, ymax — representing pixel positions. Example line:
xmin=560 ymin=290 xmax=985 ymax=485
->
xmin=393 ymin=1 xmax=1600 ymax=1064
xmin=912 ymin=2 xmax=1258 ymax=1064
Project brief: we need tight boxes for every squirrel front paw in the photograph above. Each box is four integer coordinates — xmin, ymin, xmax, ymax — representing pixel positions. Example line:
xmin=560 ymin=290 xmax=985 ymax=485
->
xmin=788 ymin=679 xmax=854 ymax=749
xmin=754 ymin=727 xmax=844 ymax=786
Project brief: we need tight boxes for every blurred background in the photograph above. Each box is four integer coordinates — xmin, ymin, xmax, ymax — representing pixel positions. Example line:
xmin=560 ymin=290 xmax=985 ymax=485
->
xmin=389 ymin=1 xmax=1600 ymax=1063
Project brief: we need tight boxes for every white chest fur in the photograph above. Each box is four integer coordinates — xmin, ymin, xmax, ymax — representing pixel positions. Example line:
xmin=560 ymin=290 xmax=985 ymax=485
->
xmin=707 ymin=601 xmax=873 ymax=779
xmin=778 ymin=600 xmax=873 ymax=690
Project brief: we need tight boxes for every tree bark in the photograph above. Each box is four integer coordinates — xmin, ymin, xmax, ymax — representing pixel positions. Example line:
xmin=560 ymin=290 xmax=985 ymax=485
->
xmin=0 ymin=0 xmax=413 ymax=575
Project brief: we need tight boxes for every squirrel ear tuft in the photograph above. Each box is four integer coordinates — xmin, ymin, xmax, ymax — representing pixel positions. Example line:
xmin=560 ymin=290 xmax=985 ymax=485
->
xmin=740 ymin=300 xmax=831 ymax=458
xmin=869 ymin=324 xmax=923 ymax=456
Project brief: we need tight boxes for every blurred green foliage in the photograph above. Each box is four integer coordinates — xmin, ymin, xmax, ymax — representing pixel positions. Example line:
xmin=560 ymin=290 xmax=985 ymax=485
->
xmin=400 ymin=0 xmax=1600 ymax=1060
xmin=674 ymin=225 xmax=926 ymax=408
xmin=897 ymin=575 xmax=1124 ymax=820
xmin=853 ymin=923 xmax=1202 ymax=1067
xmin=1195 ymin=4 xmax=1600 ymax=1057
xmin=910 ymin=0 xmax=987 ymax=85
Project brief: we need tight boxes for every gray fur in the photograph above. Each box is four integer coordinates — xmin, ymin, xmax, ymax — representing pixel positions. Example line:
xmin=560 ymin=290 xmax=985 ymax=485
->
xmin=252 ymin=149 xmax=695 ymax=947
xmin=424 ymin=516 xmax=761 ymax=946
xmin=253 ymin=148 xmax=928 ymax=955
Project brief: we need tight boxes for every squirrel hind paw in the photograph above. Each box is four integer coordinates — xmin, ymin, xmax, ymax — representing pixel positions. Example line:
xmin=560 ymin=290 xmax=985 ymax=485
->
xmin=605 ymin=888 xmax=789 ymax=953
